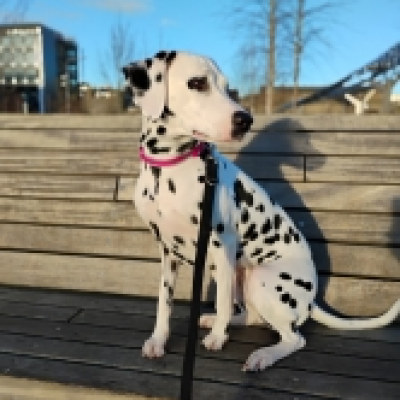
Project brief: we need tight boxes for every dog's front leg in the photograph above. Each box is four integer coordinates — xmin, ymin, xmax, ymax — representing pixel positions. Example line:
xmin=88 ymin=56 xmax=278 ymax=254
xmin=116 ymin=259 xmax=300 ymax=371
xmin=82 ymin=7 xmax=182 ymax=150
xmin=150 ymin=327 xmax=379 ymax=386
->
xmin=142 ymin=246 xmax=179 ymax=358
xmin=202 ymin=234 xmax=235 ymax=351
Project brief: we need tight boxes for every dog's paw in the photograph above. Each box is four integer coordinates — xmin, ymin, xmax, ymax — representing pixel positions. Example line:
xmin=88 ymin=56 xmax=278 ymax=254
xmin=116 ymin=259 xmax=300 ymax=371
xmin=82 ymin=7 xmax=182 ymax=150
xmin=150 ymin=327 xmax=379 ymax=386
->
xmin=242 ymin=348 xmax=275 ymax=372
xmin=202 ymin=331 xmax=228 ymax=351
xmin=142 ymin=336 xmax=166 ymax=358
xmin=199 ymin=313 xmax=216 ymax=329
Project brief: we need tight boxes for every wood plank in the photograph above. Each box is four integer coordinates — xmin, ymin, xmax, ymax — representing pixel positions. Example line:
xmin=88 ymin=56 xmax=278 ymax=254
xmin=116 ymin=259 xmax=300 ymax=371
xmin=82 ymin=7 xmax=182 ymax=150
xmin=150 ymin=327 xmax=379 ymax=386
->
xmin=2 ymin=128 xmax=400 ymax=158
xmin=0 ymin=251 xmax=398 ymax=315
xmin=0 ymin=198 xmax=141 ymax=227
xmin=119 ymin=179 xmax=400 ymax=213
xmin=0 ymin=312 xmax=398 ymax=365
xmin=291 ymin=210 xmax=399 ymax=245
xmin=306 ymin=155 xmax=400 ymax=183
xmin=250 ymin=114 xmax=400 ymax=131
xmin=0 ymin=224 xmax=398 ymax=279
xmin=0 ymin=150 xmax=303 ymax=180
xmin=0 ymin=331 xmax=398 ymax=399
xmin=0 ymin=376 xmax=150 ymax=400
xmin=0 ymin=174 xmax=116 ymax=200
xmin=0 ymin=149 xmax=137 ymax=175
xmin=1 ymin=114 xmax=399 ymax=131
xmin=0 ymin=354 xmax=319 ymax=400
xmin=0 ymin=198 xmax=397 ymax=243
xmin=0 ymin=251 xmax=203 ymax=300
xmin=0 ymin=301 xmax=78 ymax=322
xmin=219 ymin=130 xmax=400 ymax=156
xmin=0 ymin=114 xmax=142 ymax=129
xmin=310 ymin=242 xmax=400 ymax=278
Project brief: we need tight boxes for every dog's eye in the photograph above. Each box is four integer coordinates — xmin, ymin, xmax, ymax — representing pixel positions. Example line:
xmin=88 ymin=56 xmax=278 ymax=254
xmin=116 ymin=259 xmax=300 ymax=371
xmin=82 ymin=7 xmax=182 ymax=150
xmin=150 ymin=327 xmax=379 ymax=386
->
xmin=187 ymin=77 xmax=209 ymax=92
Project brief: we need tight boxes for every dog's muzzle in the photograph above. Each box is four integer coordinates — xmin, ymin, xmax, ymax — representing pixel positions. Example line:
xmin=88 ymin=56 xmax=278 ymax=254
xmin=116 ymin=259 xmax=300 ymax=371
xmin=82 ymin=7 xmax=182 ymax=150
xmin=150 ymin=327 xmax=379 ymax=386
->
xmin=232 ymin=111 xmax=253 ymax=140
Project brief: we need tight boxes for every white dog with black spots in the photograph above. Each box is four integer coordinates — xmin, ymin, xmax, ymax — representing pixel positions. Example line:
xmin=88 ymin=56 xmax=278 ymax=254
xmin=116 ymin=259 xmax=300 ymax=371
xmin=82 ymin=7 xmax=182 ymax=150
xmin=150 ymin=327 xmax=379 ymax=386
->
xmin=122 ymin=51 xmax=400 ymax=372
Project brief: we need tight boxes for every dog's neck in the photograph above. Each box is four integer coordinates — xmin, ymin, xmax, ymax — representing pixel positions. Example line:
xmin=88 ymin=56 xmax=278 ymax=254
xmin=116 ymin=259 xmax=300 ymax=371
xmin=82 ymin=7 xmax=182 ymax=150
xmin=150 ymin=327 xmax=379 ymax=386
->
xmin=139 ymin=114 xmax=202 ymax=161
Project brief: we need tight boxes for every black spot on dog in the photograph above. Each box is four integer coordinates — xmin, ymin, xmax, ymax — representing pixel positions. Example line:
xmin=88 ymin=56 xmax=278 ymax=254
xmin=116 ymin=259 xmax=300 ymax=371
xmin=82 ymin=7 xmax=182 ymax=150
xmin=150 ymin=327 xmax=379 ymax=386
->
xmin=173 ymin=235 xmax=185 ymax=245
xmin=251 ymin=248 xmax=263 ymax=257
xmin=155 ymin=50 xmax=167 ymax=59
xmin=171 ymin=260 xmax=178 ymax=272
xmin=236 ymin=250 xmax=243 ymax=260
xmin=157 ymin=125 xmax=166 ymax=135
xmin=216 ymin=223 xmax=224 ymax=233
xmin=145 ymin=58 xmax=152 ymax=68
xmin=166 ymin=51 xmax=177 ymax=64
xmin=156 ymin=73 xmax=163 ymax=82
xmin=213 ymin=240 xmax=221 ymax=248
xmin=241 ymin=208 xmax=249 ymax=224
xmin=149 ymin=222 xmax=161 ymax=241
xmin=293 ymin=233 xmax=301 ymax=242
xmin=266 ymin=250 xmax=277 ymax=259
xmin=284 ymin=233 xmax=291 ymax=244
xmin=261 ymin=219 xmax=272 ymax=234
xmin=198 ymin=175 xmax=206 ymax=183
xmin=147 ymin=138 xmax=170 ymax=154
xmin=163 ymin=245 xmax=169 ymax=255
xmin=291 ymin=322 xmax=298 ymax=332
xmin=264 ymin=233 xmax=280 ymax=245
xmin=177 ymin=140 xmax=197 ymax=153
xmin=243 ymin=223 xmax=258 ymax=241
xmin=256 ymin=204 xmax=265 ymax=212
xmin=127 ymin=65 xmax=150 ymax=91
xmin=289 ymin=298 xmax=297 ymax=308
xmin=234 ymin=179 xmax=254 ymax=208
xmin=294 ymin=279 xmax=313 ymax=292
xmin=276 ymin=285 xmax=283 ymax=292
xmin=191 ymin=215 xmax=198 ymax=225
xmin=308 ymin=304 xmax=313 ymax=312
xmin=279 ymin=272 xmax=292 ymax=280
xmin=280 ymin=293 xmax=290 ymax=304
xmin=150 ymin=166 xmax=161 ymax=194
xmin=168 ymin=179 xmax=176 ymax=193
xmin=239 ymin=240 xmax=248 ymax=248
xmin=143 ymin=188 xmax=148 ymax=196
xmin=209 ymin=264 xmax=216 ymax=271
xmin=274 ymin=214 xmax=283 ymax=230
xmin=161 ymin=105 xmax=174 ymax=120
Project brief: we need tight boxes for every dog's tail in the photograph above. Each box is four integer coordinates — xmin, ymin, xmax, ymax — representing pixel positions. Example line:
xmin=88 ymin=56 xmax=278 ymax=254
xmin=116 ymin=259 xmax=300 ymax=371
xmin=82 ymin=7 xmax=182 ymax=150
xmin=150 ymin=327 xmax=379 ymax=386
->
xmin=310 ymin=299 xmax=400 ymax=329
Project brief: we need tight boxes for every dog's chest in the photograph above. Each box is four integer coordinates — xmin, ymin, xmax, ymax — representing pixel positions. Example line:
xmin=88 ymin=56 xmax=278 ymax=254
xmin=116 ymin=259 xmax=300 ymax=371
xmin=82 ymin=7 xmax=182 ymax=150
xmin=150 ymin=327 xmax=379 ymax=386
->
xmin=134 ymin=158 xmax=207 ymax=253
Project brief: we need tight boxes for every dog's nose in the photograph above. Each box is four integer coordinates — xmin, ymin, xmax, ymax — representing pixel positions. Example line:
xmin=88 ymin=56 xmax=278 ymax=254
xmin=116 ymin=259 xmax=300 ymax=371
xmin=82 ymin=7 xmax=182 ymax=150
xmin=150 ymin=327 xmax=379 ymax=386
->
xmin=232 ymin=111 xmax=253 ymax=139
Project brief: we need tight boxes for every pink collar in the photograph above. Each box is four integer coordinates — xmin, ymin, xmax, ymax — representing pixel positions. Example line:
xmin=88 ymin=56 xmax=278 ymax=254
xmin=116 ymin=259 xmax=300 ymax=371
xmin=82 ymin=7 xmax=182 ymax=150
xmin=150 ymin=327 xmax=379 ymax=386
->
xmin=139 ymin=142 xmax=207 ymax=167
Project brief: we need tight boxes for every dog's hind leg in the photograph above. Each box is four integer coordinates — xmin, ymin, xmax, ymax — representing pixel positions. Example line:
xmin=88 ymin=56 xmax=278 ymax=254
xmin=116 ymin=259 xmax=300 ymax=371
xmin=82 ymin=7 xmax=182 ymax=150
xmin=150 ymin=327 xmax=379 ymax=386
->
xmin=142 ymin=246 xmax=180 ymax=358
xmin=242 ymin=324 xmax=305 ymax=372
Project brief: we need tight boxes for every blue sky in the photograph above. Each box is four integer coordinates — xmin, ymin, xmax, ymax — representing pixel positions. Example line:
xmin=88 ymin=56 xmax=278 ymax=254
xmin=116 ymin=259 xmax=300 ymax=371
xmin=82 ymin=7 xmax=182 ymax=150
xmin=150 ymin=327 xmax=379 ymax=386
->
xmin=26 ymin=0 xmax=400 ymax=93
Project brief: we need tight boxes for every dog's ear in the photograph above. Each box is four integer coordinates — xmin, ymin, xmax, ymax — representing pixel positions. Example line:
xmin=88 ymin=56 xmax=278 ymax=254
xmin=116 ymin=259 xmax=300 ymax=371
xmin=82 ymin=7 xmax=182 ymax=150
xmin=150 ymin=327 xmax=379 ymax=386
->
xmin=122 ymin=51 xmax=176 ymax=119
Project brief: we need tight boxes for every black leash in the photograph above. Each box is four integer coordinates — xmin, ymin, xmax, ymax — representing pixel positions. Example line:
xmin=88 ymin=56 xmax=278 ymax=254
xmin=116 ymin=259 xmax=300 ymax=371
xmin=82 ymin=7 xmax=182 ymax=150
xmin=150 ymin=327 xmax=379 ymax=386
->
xmin=180 ymin=148 xmax=218 ymax=400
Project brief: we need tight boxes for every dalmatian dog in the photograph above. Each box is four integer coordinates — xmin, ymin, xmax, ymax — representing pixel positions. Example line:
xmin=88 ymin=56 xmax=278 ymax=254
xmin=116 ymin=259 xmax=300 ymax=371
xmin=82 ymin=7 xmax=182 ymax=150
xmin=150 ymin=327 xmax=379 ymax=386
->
xmin=122 ymin=51 xmax=400 ymax=371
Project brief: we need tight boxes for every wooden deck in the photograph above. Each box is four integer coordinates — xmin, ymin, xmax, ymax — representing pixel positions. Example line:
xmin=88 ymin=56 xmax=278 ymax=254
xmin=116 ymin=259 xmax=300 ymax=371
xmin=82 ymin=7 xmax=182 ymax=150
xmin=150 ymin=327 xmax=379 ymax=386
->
xmin=0 ymin=285 xmax=398 ymax=399
xmin=0 ymin=114 xmax=399 ymax=399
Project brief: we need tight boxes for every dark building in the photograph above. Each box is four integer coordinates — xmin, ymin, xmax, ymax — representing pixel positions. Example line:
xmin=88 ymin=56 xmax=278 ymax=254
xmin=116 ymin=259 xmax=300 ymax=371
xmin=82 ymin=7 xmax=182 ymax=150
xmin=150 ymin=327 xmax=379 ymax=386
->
xmin=0 ymin=23 xmax=78 ymax=113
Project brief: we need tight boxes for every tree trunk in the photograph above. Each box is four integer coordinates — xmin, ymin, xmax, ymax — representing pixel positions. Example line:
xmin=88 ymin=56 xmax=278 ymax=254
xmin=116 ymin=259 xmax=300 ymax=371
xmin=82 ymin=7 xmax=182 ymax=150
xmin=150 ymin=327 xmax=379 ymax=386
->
xmin=266 ymin=0 xmax=276 ymax=115
xmin=293 ymin=0 xmax=304 ymax=113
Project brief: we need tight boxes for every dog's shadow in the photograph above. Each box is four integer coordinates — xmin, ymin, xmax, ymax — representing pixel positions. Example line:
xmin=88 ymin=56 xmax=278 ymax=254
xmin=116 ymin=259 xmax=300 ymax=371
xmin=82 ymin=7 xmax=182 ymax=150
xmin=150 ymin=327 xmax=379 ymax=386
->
xmin=391 ymin=198 xmax=400 ymax=263
xmin=205 ymin=117 xmax=332 ymax=311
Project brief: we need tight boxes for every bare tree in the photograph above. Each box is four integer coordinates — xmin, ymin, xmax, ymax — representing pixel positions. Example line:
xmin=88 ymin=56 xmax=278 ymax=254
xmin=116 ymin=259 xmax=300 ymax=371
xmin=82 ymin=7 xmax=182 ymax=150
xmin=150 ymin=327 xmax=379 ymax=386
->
xmin=0 ymin=0 xmax=30 ymax=22
xmin=290 ymin=0 xmax=341 ymax=109
xmin=221 ymin=0 xmax=292 ymax=114
xmin=98 ymin=17 xmax=136 ymax=90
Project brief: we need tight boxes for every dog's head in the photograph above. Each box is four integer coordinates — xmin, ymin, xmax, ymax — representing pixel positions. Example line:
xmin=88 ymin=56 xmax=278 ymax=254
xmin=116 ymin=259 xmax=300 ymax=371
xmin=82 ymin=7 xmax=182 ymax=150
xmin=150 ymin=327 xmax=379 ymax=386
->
xmin=122 ymin=51 xmax=253 ymax=142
